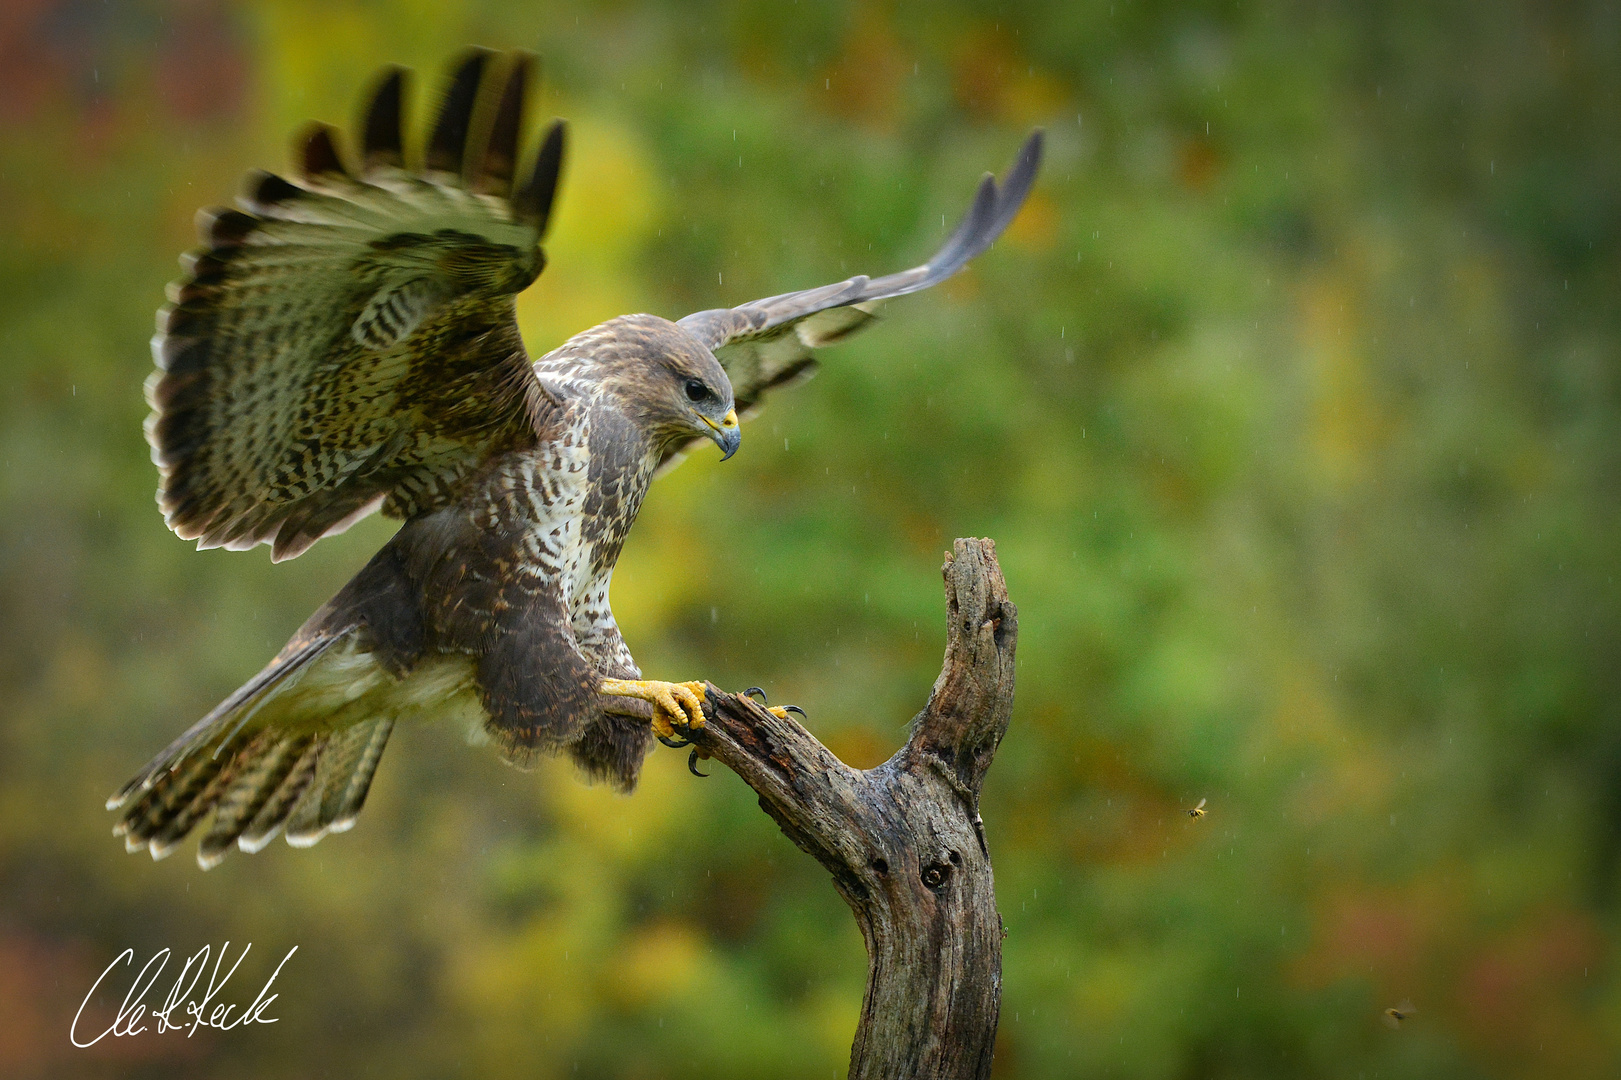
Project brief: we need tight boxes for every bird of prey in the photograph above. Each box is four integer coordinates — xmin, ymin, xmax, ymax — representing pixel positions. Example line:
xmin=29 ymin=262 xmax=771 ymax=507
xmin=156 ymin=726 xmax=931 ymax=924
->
xmin=109 ymin=49 xmax=1042 ymax=868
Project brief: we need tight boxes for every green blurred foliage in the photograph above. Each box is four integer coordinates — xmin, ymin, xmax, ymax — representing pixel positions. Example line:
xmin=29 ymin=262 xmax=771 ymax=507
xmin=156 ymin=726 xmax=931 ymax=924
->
xmin=1 ymin=1 xmax=1618 ymax=1077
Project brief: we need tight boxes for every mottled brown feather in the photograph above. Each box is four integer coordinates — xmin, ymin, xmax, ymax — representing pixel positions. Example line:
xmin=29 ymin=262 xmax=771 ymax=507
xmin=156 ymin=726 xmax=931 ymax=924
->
xmin=146 ymin=49 xmax=559 ymax=561
xmin=116 ymin=56 xmax=1043 ymax=868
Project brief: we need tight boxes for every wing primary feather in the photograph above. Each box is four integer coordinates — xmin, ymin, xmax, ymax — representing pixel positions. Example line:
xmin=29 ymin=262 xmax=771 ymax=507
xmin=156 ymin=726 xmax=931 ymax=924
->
xmin=914 ymin=129 xmax=1043 ymax=281
xmin=516 ymin=119 xmax=566 ymax=234
xmin=924 ymin=173 xmax=999 ymax=281
xmin=831 ymin=129 xmax=1043 ymax=305
xmin=472 ymin=53 xmax=532 ymax=196
xmin=361 ymin=66 xmax=407 ymax=172
xmin=426 ymin=48 xmax=492 ymax=177
xmin=146 ymin=54 xmax=560 ymax=561
xmin=197 ymin=207 xmax=256 ymax=247
xmin=663 ymin=130 xmax=1042 ymax=481
xmin=298 ymin=123 xmax=350 ymax=182
xmin=241 ymin=169 xmax=302 ymax=211
xmin=859 ymin=130 xmax=1042 ymax=299
xmin=987 ymin=129 xmax=1044 ymax=238
xmin=679 ymin=129 xmax=1044 ymax=358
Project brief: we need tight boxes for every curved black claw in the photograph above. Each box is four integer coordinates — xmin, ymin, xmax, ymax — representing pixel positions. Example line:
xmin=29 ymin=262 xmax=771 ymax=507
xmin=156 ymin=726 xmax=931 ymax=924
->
xmin=688 ymin=748 xmax=710 ymax=777
xmin=743 ymin=686 xmax=769 ymax=706
xmin=784 ymin=704 xmax=808 ymax=719
xmin=658 ymin=732 xmax=693 ymax=749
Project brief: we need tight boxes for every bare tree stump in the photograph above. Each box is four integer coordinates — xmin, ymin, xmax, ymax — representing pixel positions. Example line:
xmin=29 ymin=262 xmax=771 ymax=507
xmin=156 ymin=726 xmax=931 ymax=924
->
xmin=693 ymin=537 xmax=1018 ymax=1080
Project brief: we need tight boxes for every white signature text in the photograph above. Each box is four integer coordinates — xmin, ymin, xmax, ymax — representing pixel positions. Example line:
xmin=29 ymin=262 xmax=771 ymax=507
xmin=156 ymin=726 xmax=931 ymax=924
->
xmin=70 ymin=942 xmax=297 ymax=1047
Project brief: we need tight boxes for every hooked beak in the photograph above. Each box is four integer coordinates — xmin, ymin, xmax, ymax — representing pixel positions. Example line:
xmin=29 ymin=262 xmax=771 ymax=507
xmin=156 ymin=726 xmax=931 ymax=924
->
xmin=702 ymin=408 xmax=741 ymax=460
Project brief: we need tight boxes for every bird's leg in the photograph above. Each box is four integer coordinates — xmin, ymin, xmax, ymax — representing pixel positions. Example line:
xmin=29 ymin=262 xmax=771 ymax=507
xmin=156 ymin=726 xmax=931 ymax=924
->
xmin=600 ymin=679 xmax=709 ymax=741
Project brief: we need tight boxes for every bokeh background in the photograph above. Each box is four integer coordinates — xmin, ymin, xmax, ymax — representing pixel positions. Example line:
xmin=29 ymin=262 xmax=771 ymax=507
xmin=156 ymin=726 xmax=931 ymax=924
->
xmin=2 ymin=1 xmax=1618 ymax=1077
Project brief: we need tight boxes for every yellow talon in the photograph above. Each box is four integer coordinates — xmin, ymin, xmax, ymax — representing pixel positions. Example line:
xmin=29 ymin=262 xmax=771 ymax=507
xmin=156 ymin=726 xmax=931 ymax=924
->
xmin=768 ymin=706 xmax=792 ymax=720
xmin=601 ymin=678 xmax=709 ymax=737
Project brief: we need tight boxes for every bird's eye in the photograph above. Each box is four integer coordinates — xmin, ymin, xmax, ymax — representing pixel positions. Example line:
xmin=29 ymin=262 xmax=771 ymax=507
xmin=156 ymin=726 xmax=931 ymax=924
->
xmin=684 ymin=379 xmax=709 ymax=402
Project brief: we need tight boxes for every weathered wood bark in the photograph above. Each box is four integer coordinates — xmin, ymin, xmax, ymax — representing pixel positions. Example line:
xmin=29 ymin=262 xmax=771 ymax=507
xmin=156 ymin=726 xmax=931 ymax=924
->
xmin=692 ymin=537 xmax=1018 ymax=1080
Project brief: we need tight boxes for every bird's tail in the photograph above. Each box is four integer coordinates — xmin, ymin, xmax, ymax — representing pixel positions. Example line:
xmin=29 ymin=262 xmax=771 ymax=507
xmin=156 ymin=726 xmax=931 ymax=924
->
xmin=108 ymin=633 xmax=396 ymax=869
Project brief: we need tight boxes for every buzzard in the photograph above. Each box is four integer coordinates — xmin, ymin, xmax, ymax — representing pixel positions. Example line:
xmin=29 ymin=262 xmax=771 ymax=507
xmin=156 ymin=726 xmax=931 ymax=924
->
xmin=110 ymin=50 xmax=1042 ymax=868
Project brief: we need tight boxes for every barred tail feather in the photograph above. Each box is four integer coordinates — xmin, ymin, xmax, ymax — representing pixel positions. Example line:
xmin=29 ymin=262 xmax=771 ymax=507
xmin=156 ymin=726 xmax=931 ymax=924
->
xmin=118 ymin=717 xmax=399 ymax=870
xmin=108 ymin=630 xmax=400 ymax=868
xmin=331 ymin=718 xmax=394 ymax=831
xmin=285 ymin=718 xmax=394 ymax=847
xmin=197 ymin=731 xmax=302 ymax=868
xmin=107 ymin=633 xmax=336 ymax=814
xmin=236 ymin=739 xmax=323 ymax=855
xmin=114 ymin=737 xmax=234 ymax=857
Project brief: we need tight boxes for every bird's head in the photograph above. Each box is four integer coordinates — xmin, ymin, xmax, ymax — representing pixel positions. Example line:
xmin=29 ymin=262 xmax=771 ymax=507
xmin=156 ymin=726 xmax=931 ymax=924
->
xmin=595 ymin=314 xmax=739 ymax=460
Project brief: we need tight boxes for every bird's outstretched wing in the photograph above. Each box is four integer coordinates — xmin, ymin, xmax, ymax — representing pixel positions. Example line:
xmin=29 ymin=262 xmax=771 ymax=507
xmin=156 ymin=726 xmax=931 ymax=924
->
xmin=667 ymin=131 xmax=1043 ymax=471
xmin=147 ymin=49 xmax=567 ymax=561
